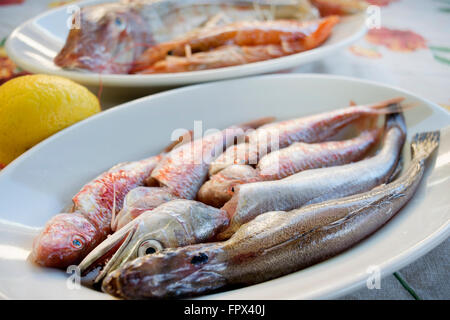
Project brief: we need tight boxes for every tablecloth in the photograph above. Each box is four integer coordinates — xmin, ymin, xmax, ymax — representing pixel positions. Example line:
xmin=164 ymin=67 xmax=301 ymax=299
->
xmin=0 ymin=0 xmax=449 ymax=300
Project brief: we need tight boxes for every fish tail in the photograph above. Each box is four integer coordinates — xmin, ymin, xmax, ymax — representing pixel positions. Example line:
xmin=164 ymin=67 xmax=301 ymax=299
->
xmin=359 ymin=97 xmax=418 ymax=118
xmin=366 ymin=97 xmax=405 ymax=110
xmin=367 ymin=102 xmax=414 ymax=116
xmin=411 ymin=131 xmax=440 ymax=161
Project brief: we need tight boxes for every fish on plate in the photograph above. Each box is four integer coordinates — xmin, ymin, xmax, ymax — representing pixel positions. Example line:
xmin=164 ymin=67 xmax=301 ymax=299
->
xmin=115 ymin=98 xmax=402 ymax=229
xmin=131 ymin=16 xmax=339 ymax=73
xmin=79 ymin=199 xmax=229 ymax=284
xmin=54 ymin=0 xmax=319 ymax=74
xmin=101 ymin=131 xmax=439 ymax=299
xmin=30 ymin=134 xmax=189 ymax=268
xmin=198 ymin=126 xmax=382 ymax=207
xmin=217 ymin=111 xmax=407 ymax=239
xmin=209 ymin=97 xmax=404 ymax=175
xmin=111 ymin=117 xmax=273 ymax=231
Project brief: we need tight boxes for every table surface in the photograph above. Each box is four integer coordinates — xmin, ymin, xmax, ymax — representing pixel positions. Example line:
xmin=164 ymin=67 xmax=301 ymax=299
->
xmin=0 ymin=0 xmax=449 ymax=300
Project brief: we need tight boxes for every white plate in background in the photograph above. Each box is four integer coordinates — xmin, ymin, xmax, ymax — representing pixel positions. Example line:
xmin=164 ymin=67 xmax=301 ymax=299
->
xmin=5 ymin=0 xmax=367 ymax=87
xmin=0 ymin=74 xmax=448 ymax=299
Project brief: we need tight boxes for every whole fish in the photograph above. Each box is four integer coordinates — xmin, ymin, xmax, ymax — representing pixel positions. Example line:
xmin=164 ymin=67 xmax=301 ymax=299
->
xmin=131 ymin=16 xmax=339 ymax=73
xmin=209 ymin=97 xmax=404 ymax=175
xmin=101 ymin=131 xmax=440 ymax=299
xmin=79 ymin=200 xmax=229 ymax=284
xmin=198 ymin=128 xmax=381 ymax=207
xmin=31 ymin=136 xmax=187 ymax=268
xmin=55 ymin=0 xmax=318 ymax=74
xmin=217 ymin=112 xmax=406 ymax=239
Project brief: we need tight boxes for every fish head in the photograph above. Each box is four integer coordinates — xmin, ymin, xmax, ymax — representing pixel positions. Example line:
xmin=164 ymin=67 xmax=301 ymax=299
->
xmin=79 ymin=199 xmax=229 ymax=284
xmin=31 ymin=213 xmax=99 ymax=268
xmin=101 ymin=244 xmax=227 ymax=299
xmin=78 ymin=210 xmax=169 ymax=283
xmin=54 ymin=3 xmax=153 ymax=74
xmin=198 ymin=165 xmax=261 ymax=208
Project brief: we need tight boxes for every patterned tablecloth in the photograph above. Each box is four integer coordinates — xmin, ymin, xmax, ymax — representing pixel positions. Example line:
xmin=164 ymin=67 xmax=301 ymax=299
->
xmin=0 ymin=0 xmax=449 ymax=299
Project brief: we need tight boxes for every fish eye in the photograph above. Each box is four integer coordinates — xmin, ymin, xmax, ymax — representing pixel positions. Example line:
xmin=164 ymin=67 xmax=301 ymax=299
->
xmin=71 ymin=236 xmax=85 ymax=249
xmin=138 ymin=239 xmax=163 ymax=257
xmin=115 ymin=17 xmax=126 ymax=30
xmin=191 ymin=253 xmax=208 ymax=265
xmin=227 ymin=186 xmax=235 ymax=196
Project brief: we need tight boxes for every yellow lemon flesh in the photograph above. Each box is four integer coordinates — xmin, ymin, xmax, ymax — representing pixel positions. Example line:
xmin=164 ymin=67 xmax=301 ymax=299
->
xmin=0 ymin=74 xmax=100 ymax=166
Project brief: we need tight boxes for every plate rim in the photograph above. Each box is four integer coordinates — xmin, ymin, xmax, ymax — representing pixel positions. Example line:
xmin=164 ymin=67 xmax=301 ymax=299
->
xmin=0 ymin=73 xmax=449 ymax=300
xmin=1 ymin=73 xmax=449 ymax=175
xmin=5 ymin=0 xmax=367 ymax=87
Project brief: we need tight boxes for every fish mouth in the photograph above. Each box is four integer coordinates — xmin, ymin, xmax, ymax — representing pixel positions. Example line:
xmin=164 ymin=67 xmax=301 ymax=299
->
xmin=78 ymin=223 xmax=138 ymax=284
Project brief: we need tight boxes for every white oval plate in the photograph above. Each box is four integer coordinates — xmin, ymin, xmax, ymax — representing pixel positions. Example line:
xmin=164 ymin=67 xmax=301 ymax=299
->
xmin=0 ymin=74 xmax=449 ymax=300
xmin=5 ymin=0 xmax=366 ymax=87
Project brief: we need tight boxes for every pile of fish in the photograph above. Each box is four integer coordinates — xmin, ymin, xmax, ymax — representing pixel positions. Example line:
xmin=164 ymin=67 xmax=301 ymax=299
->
xmin=30 ymin=97 xmax=440 ymax=299
xmin=53 ymin=0 xmax=369 ymax=74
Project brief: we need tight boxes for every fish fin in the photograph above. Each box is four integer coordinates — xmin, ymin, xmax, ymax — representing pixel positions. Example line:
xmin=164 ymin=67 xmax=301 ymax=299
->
xmin=238 ymin=116 xmax=276 ymax=130
xmin=163 ymin=130 xmax=193 ymax=153
xmin=349 ymin=100 xmax=357 ymax=106
xmin=110 ymin=183 xmax=118 ymax=232
xmin=367 ymin=97 xmax=405 ymax=110
xmin=411 ymin=131 xmax=440 ymax=161
xmin=361 ymin=97 xmax=416 ymax=117
xmin=368 ymin=102 xmax=414 ymax=115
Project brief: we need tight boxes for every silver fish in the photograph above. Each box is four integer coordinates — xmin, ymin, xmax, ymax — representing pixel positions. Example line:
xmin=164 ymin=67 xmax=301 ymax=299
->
xmin=101 ymin=130 xmax=439 ymax=299
xmin=198 ymin=127 xmax=381 ymax=208
xmin=78 ymin=199 xmax=228 ymax=284
xmin=218 ymin=112 xmax=406 ymax=239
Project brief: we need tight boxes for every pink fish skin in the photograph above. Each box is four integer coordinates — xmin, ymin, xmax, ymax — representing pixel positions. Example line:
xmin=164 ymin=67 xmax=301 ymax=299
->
xmin=150 ymin=117 xmax=274 ymax=200
xmin=258 ymin=128 xmax=382 ymax=180
xmin=31 ymin=155 xmax=162 ymax=269
xmin=198 ymin=128 xmax=381 ymax=208
xmin=31 ymin=130 xmax=194 ymax=269
xmin=218 ymin=112 xmax=406 ymax=240
xmin=198 ymin=165 xmax=262 ymax=208
xmin=209 ymin=97 xmax=404 ymax=175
